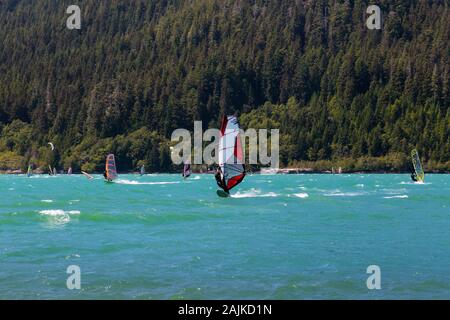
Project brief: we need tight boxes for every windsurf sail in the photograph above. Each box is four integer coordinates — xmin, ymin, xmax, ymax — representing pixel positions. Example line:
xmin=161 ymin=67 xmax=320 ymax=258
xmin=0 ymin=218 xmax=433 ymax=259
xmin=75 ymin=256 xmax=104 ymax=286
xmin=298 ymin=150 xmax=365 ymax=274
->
xmin=53 ymin=167 xmax=57 ymax=176
xmin=217 ymin=115 xmax=246 ymax=192
xmin=140 ymin=165 xmax=145 ymax=176
xmin=67 ymin=167 xmax=72 ymax=175
xmin=411 ymin=149 xmax=425 ymax=182
xmin=27 ymin=164 xmax=33 ymax=177
xmin=81 ymin=171 xmax=94 ymax=180
xmin=106 ymin=154 xmax=118 ymax=181
xmin=183 ymin=162 xmax=191 ymax=178
xmin=48 ymin=165 xmax=53 ymax=176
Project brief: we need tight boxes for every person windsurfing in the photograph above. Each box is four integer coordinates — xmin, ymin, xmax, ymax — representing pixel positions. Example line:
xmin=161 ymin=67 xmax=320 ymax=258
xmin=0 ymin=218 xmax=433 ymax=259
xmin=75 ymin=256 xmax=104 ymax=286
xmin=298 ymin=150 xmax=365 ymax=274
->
xmin=182 ymin=162 xmax=191 ymax=179
xmin=216 ymin=115 xmax=246 ymax=197
xmin=104 ymin=154 xmax=118 ymax=182
xmin=410 ymin=149 xmax=425 ymax=183
xmin=215 ymin=168 xmax=229 ymax=195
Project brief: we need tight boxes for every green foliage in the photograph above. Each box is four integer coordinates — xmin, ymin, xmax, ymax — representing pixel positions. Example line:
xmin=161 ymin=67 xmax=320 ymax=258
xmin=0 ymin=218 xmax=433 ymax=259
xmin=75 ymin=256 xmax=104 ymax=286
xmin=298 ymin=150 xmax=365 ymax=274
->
xmin=0 ymin=151 xmax=24 ymax=170
xmin=0 ymin=1 xmax=448 ymax=172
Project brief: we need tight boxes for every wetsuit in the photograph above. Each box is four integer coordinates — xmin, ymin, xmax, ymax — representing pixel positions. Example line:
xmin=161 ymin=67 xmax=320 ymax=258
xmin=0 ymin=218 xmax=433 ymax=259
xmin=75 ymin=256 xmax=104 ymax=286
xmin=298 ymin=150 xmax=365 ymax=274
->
xmin=411 ymin=173 xmax=417 ymax=182
xmin=215 ymin=169 xmax=229 ymax=194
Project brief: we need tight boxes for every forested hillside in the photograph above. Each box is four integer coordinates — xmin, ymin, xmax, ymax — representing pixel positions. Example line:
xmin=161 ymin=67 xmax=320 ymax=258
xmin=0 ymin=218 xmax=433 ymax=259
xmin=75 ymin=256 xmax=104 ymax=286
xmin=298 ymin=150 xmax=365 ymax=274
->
xmin=0 ymin=0 xmax=448 ymax=172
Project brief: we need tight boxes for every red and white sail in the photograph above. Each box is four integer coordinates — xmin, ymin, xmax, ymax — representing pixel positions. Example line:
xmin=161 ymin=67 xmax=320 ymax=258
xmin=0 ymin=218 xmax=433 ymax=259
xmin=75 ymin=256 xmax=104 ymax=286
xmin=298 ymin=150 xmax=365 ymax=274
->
xmin=218 ymin=116 xmax=245 ymax=191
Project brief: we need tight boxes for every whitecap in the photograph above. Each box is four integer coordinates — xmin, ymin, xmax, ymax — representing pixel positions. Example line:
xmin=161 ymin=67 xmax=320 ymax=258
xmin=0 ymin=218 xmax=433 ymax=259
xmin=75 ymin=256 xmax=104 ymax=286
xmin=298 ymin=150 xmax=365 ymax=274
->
xmin=232 ymin=189 xmax=279 ymax=198
xmin=324 ymin=192 xmax=365 ymax=197
xmin=39 ymin=210 xmax=80 ymax=216
xmin=400 ymin=181 xmax=431 ymax=185
xmin=116 ymin=179 xmax=180 ymax=185
xmin=383 ymin=195 xmax=408 ymax=199
xmin=292 ymin=193 xmax=309 ymax=198
xmin=41 ymin=200 xmax=54 ymax=203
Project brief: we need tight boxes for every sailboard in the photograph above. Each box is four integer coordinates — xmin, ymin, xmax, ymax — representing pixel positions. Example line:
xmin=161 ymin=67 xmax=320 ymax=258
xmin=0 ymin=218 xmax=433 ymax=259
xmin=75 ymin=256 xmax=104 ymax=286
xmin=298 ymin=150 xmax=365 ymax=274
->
xmin=105 ymin=154 xmax=118 ymax=182
xmin=216 ymin=115 xmax=246 ymax=196
xmin=27 ymin=164 xmax=33 ymax=177
xmin=411 ymin=149 xmax=425 ymax=183
xmin=182 ymin=162 xmax=191 ymax=179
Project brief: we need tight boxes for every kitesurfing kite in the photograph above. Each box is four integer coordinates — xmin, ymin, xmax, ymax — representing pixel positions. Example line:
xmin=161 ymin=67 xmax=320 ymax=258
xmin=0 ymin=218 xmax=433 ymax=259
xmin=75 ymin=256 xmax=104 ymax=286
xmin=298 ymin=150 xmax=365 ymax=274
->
xmin=215 ymin=115 xmax=246 ymax=197
xmin=411 ymin=149 xmax=425 ymax=183
xmin=104 ymin=154 xmax=118 ymax=183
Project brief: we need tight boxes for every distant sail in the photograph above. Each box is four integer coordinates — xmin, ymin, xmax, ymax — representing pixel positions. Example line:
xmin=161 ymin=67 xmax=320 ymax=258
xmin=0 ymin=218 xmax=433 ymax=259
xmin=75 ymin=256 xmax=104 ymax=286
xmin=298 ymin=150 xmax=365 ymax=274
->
xmin=140 ymin=165 xmax=145 ymax=176
xmin=183 ymin=162 xmax=191 ymax=178
xmin=48 ymin=165 xmax=53 ymax=176
xmin=411 ymin=149 xmax=425 ymax=182
xmin=106 ymin=154 xmax=118 ymax=181
xmin=67 ymin=167 xmax=72 ymax=175
xmin=53 ymin=167 xmax=57 ymax=176
xmin=218 ymin=115 xmax=246 ymax=192
xmin=27 ymin=164 xmax=33 ymax=177
xmin=81 ymin=171 xmax=94 ymax=180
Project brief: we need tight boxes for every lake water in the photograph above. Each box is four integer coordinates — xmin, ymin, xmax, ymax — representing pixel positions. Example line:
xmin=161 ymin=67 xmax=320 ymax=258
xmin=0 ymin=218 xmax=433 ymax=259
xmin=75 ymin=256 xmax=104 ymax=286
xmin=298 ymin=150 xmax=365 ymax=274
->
xmin=0 ymin=174 xmax=449 ymax=299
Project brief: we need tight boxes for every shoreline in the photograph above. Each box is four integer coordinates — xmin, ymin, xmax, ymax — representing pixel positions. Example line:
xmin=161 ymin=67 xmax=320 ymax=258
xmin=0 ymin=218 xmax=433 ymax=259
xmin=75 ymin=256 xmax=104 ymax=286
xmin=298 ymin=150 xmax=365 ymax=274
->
xmin=1 ymin=170 xmax=448 ymax=175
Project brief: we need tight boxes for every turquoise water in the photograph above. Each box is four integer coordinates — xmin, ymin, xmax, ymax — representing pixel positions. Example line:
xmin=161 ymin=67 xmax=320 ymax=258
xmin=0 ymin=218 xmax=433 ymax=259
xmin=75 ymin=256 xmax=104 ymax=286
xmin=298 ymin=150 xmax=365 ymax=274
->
xmin=0 ymin=173 xmax=449 ymax=299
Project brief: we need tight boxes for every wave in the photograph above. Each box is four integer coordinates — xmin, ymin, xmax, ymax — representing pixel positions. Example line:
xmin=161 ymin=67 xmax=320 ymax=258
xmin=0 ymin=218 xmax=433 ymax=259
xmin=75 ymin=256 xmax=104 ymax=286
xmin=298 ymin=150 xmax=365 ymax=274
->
xmin=400 ymin=181 xmax=431 ymax=185
xmin=115 ymin=179 xmax=180 ymax=185
xmin=232 ymin=189 xmax=279 ymax=198
xmin=383 ymin=195 xmax=408 ymax=199
xmin=324 ymin=191 xmax=366 ymax=197
xmin=292 ymin=193 xmax=309 ymax=198
xmin=41 ymin=200 xmax=54 ymax=203
xmin=39 ymin=210 xmax=80 ymax=216
xmin=38 ymin=209 xmax=80 ymax=225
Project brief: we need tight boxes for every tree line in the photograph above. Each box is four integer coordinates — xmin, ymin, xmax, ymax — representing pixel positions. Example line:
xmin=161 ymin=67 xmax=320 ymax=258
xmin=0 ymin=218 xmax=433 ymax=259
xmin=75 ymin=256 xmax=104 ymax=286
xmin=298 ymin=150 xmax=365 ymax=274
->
xmin=0 ymin=0 xmax=448 ymax=172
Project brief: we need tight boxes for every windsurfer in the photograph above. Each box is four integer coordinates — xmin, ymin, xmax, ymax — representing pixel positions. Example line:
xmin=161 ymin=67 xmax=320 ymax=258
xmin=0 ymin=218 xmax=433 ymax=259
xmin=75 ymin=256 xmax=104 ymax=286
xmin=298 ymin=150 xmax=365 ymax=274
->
xmin=215 ymin=168 xmax=229 ymax=194
xmin=411 ymin=171 xmax=417 ymax=182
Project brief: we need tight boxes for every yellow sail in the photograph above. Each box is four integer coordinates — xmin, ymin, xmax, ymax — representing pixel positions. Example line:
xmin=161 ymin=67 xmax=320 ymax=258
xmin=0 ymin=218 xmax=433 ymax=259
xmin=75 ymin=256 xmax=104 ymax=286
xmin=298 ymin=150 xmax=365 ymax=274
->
xmin=411 ymin=149 xmax=425 ymax=182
